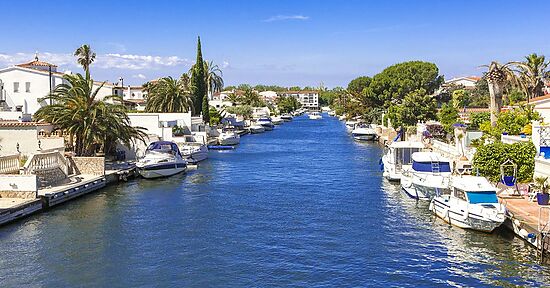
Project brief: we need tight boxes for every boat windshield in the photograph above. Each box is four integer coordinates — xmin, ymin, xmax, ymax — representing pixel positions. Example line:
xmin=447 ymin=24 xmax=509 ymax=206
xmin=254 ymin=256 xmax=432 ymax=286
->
xmin=466 ymin=191 xmax=498 ymax=204
xmin=412 ymin=161 xmax=451 ymax=172
xmin=146 ymin=142 xmax=181 ymax=156
xmin=395 ymin=148 xmax=422 ymax=165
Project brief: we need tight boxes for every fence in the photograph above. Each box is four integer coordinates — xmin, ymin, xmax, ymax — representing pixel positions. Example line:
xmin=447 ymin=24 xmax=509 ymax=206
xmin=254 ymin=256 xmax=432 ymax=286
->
xmin=23 ymin=151 xmax=68 ymax=176
xmin=0 ymin=153 xmax=20 ymax=174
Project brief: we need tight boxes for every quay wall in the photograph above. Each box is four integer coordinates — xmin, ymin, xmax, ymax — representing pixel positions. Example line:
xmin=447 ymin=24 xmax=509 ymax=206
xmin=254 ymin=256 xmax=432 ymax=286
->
xmin=0 ymin=175 xmax=38 ymax=198
xmin=70 ymin=157 xmax=105 ymax=176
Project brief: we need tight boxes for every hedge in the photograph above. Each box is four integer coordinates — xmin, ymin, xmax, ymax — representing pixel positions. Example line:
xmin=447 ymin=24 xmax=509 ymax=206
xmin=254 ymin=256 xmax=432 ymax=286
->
xmin=473 ymin=141 xmax=536 ymax=183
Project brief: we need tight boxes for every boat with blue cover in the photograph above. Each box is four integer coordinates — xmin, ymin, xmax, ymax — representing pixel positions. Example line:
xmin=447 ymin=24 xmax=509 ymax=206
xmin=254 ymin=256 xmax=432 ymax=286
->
xmin=400 ymin=152 xmax=452 ymax=200
xmin=136 ymin=141 xmax=187 ymax=179
xmin=429 ymin=175 xmax=506 ymax=232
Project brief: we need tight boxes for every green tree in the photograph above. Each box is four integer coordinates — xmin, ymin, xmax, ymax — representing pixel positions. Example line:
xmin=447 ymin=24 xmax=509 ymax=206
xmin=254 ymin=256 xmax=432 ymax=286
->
xmin=438 ymin=103 xmax=460 ymax=133
xmin=189 ymin=36 xmax=208 ymax=119
xmin=347 ymin=76 xmax=372 ymax=96
xmin=469 ymin=79 xmax=490 ymax=107
xmin=513 ymin=53 xmax=549 ymax=101
xmin=387 ymin=89 xmax=437 ymax=127
xmin=240 ymin=88 xmax=265 ymax=107
xmin=145 ymin=76 xmax=194 ymax=113
xmin=74 ymin=44 xmax=96 ymax=79
xmin=277 ymin=96 xmax=301 ymax=113
xmin=209 ymin=107 xmax=222 ymax=125
xmin=35 ymin=74 xmax=146 ymax=156
xmin=224 ymin=105 xmax=253 ymax=119
xmin=452 ymin=89 xmax=470 ymax=109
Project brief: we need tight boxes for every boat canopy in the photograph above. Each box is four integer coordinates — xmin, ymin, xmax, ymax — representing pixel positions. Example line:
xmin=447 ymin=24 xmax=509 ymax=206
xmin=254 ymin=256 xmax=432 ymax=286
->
xmin=221 ymin=117 xmax=245 ymax=127
xmin=466 ymin=191 xmax=498 ymax=204
xmin=146 ymin=141 xmax=182 ymax=156
xmin=389 ymin=141 xmax=425 ymax=149
xmin=412 ymin=161 xmax=451 ymax=172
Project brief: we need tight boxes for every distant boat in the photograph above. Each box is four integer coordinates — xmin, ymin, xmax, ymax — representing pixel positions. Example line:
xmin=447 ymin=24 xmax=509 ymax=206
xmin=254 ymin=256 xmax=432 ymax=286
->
xmin=177 ymin=134 xmax=208 ymax=164
xmin=136 ymin=141 xmax=187 ymax=179
xmin=281 ymin=114 xmax=293 ymax=121
xmin=345 ymin=120 xmax=358 ymax=133
xmin=308 ymin=111 xmax=322 ymax=120
xmin=328 ymin=111 xmax=336 ymax=116
xmin=271 ymin=116 xmax=284 ymax=125
xmin=257 ymin=117 xmax=275 ymax=130
xmin=430 ymin=176 xmax=506 ymax=232
xmin=381 ymin=140 xmax=425 ymax=182
xmin=351 ymin=124 xmax=377 ymax=141
xmin=249 ymin=123 xmax=265 ymax=134
xmin=400 ymin=152 xmax=452 ymax=200
xmin=218 ymin=130 xmax=240 ymax=145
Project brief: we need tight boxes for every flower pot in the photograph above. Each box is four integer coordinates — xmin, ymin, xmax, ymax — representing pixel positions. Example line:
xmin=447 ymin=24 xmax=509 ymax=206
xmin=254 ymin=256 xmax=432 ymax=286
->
xmin=537 ymin=193 xmax=550 ymax=205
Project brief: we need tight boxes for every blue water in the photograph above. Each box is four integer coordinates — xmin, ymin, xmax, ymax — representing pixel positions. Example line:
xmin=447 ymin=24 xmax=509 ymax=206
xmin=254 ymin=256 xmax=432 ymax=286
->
xmin=1 ymin=115 xmax=549 ymax=287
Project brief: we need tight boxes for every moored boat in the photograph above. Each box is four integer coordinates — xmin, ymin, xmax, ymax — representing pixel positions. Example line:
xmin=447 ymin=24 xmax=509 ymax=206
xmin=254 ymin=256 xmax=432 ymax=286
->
xmin=430 ymin=176 xmax=506 ymax=232
xmin=281 ymin=114 xmax=293 ymax=121
xmin=249 ymin=123 xmax=265 ymax=134
xmin=351 ymin=123 xmax=377 ymax=141
xmin=176 ymin=135 xmax=208 ymax=164
xmin=381 ymin=140 xmax=424 ymax=181
xmin=218 ymin=130 xmax=240 ymax=145
xmin=400 ymin=152 xmax=452 ymax=200
xmin=271 ymin=116 xmax=284 ymax=125
xmin=308 ymin=111 xmax=322 ymax=120
xmin=345 ymin=120 xmax=359 ymax=133
xmin=136 ymin=141 xmax=187 ymax=179
xmin=257 ymin=117 xmax=275 ymax=130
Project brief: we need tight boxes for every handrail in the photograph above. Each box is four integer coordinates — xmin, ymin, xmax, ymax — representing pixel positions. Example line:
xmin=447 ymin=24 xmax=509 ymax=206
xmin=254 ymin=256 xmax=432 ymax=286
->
xmin=23 ymin=150 xmax=69 ymax=176
xmin=0 ymin=153 xmax=20 ymax=174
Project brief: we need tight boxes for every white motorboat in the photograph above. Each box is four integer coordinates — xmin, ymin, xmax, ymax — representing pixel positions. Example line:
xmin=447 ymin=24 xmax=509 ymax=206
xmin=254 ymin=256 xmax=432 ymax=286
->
xmin=328 ymin=111 xmax=336 ymax=116
xmin=136 ymin=141 xmax=187 ymax=179
xmin=345 ymin=120 xmax=359 ymax=132
xmin=381 ymin=141 xmax=425 ymax=181
xmin=308 ymin=111 xmax=322 ymax=120
xmin=351 ymin=123 xmax=377 ymax=141
xmin=338 ymin=115 xmax=346 ymax=121
xmin=271 ymin=116 xmax=284 ymax=125
xmin=430 ymin=176 xmax=506 ymax=232
xmin=177 ymin=135 xmax=208 ymax=164
xmin=257 ymin=117 xmax=275 ymax=131
xmin=218 ymin=130 xmax=240 ymax=145
xmin=400 ymin=152 xmax=452 ymax=200
xmin=249 ymin=123 xmax=265 ymax=134
xmin=281 ymin=114 xmax=293 ymax=121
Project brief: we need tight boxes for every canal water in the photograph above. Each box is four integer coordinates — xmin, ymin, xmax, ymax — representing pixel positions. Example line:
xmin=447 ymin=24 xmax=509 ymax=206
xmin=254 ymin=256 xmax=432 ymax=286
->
xmin=1 ymin=115 xmax=549 ymax=287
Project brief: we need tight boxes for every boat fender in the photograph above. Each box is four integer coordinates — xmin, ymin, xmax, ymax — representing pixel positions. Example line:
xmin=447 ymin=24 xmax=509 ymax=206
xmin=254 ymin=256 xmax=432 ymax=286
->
xmin=519 ymin=228 xmax=529 ymax=238
xmin=514 ymin=219 xmax=521 ymax=227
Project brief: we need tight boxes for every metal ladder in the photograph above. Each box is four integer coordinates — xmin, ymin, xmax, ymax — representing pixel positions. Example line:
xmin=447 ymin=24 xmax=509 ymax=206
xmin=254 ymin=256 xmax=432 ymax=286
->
xmin=431 ymin=161 xmax=440 ymax=174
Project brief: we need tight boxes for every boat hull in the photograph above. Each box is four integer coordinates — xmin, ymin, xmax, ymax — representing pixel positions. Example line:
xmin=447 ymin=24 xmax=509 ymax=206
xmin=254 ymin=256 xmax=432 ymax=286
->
xmin=138 ymin=163 xmax=187 ymax=179
xmin=219 ymin=137 xmax=240 ymax=145
xmin=430 ymin=198 xmax=504 ymax=232
xmin=352 ymin=133 xmax=376 ymax=141
xmin=184 ymin=150 xmax=208 ymax=164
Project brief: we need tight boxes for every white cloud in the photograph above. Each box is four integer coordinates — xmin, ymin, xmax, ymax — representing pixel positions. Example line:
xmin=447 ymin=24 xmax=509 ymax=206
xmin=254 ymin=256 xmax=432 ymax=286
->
xmin=263 ymin=15 xmax=310 ymax=22
xmin=222 ymin=60 xmax=230 ymax=69
xmin=133 ymin=73 xmax=147 ymax=79
xmin=0 ymin=52 xmax=192 ymax=71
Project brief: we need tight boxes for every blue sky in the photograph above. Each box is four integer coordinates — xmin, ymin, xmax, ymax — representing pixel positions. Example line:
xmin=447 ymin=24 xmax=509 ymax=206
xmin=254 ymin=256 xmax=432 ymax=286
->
xmin=1 ymin=0 xmax=549 ymax=87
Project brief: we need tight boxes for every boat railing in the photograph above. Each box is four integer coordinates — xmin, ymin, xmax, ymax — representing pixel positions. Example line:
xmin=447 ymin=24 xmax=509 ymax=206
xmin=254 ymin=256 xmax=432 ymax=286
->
xmin=0 ymin=153 xmax=21 ymax=174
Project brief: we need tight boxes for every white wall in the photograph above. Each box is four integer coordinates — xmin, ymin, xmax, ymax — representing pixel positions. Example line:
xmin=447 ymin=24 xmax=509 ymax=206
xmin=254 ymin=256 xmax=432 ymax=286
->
xmin=128 ymin=112 xmax=192 ymax=140
xmin=533 ymin=99 xmax=550 ymax=123
xmin=0 ymin=175 xmax=38 ymax=193
xmin=0 ymin=126 xmax=64 ymax=156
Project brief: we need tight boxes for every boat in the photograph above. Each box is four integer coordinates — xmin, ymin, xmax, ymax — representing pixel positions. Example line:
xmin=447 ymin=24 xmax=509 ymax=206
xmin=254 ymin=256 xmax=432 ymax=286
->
xmin=308 ymin=111 xmax=322 ymax=120
xmin=249 ymin=123 xmax=265 ymax=134
xmin=271 ymin=116 xmax=284 ymax=125
xmin=380 ymin=141 xmax=425 ymax=182
xmin=430 ymin=176 xmax=506 ymax=232
xmin=218 ymin=130 xmax=240 ymax=145
xmin=281 ymin=114 xmax=293 ymax=121
xmin=351 ymin=123 xmax=377 ymax=141
xmin=257 ymin=117 xmax=275 ymax=131
xmin=136 ymin=141 xmax=187 ymax=179
xmin=176 ymin=135 xmax=208 ymax=164
xmin=400 ymin=152 xmax=452 ymax=200
xmin=345 ymin=120 xmax=359 ymax=132
xmin=328 ymin=111 xmax=336 ymax=116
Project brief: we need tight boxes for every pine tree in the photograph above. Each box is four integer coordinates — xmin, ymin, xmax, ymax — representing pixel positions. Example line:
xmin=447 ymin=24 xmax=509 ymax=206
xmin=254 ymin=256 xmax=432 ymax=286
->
xmin=190 ymin=36 xmax=207 ymax=117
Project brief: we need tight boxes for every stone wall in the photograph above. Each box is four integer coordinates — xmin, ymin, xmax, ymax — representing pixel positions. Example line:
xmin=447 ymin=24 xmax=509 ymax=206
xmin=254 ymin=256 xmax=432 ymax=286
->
xmin=34 ymin=168 xmax=69 ymax=188
xmin=0 ymin=175 xmax=38 ymax=198
xmin=70 ymin=157 xmax=105 ymax=176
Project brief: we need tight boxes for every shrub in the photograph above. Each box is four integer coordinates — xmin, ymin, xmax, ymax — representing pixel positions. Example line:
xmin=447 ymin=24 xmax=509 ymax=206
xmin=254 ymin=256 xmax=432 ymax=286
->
xmin=469 ymin=112 xmax=490 ymax=130
xmin=473 ymin=141 xmax=536 ymax=182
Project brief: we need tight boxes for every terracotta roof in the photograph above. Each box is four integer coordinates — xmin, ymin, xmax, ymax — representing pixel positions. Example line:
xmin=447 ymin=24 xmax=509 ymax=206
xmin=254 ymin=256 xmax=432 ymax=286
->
xmin=16 ymin=59 xmax=58 ymax=68
xmin=0 ymin=121 xmax=52 ymax=127
xmin=530 ymin=94 xmax=550 ymax=103
xmin=8 ymin=66 xmax=116 ymax=87
xmin=465 ymin=76 xmax=481 ymax=81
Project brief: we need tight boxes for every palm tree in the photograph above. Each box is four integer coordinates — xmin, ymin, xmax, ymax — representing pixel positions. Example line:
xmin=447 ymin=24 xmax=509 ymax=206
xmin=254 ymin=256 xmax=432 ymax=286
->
xmin=224 ymin=92 xmax=241 ymax=106
xmin=35 ymin=74 xmax=146 ymax=156
xmin=74 ymin=44 xmax=96 ymax=79
xmin=512 ymin=53 xmax=549 ymax=102
xmin=482 ymin=61 xmax=518 ymax=126
xmin=189 ymin=60 xmax=224 ymax=96
xmin=145 ymin=76 xmax=194 ymax=113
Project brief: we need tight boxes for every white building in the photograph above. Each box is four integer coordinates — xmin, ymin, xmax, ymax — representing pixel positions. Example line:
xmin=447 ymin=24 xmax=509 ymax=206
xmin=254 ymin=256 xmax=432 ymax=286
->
xmin=277 ymin=90 xmax=319 ymax=109
xmin=444 ymin=76 xmax=480 ymax=89
xmin=258 ymin=91 xmax=278 ymax=103
xmin=114 ymin=85 xmax=147 ymax=111
xmin=0 ymin=121 xmax=64 ymax=156
xmin=531 ymin=94 xmax=550 ymax=122
xmin=0 ymin=55 xmax=115 ymax=120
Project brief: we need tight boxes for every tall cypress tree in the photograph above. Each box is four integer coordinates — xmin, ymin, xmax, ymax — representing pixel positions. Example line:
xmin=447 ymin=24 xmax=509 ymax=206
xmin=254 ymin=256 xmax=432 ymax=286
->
xmin=190 ymin=36 xmax=207 ymax=117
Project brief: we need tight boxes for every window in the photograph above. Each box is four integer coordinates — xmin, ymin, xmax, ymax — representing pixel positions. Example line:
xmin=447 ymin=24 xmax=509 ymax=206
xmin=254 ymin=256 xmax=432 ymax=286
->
xmin=25 ymin=82 xmax=31 ymax=92
xmin=13 ymin=82 xmax=19 ymax=93
xmin=454 ymin=189 xmax=467 ymax=201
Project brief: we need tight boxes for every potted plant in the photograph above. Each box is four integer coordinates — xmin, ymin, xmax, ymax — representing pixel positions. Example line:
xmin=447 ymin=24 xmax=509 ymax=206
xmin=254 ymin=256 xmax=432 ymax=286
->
xmin=534 ymin=176 xmax=549 ymax=205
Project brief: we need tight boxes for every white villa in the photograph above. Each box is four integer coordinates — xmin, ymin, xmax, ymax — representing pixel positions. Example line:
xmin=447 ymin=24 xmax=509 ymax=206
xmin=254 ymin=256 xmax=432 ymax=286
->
xmin=114 ymin=85 xmax=147 ymax=111
xmin=0 ymin=54 xmax=115 ymax=121
xmin=258 ymin=91 xmax=278 ymax=104
xmin=531 ymin=94 xmax=550 ymax=122
xmin=443 ymin=76 xmax=481 ymax=89
xmin=277 ymin=90 xmax=319 ymax=110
